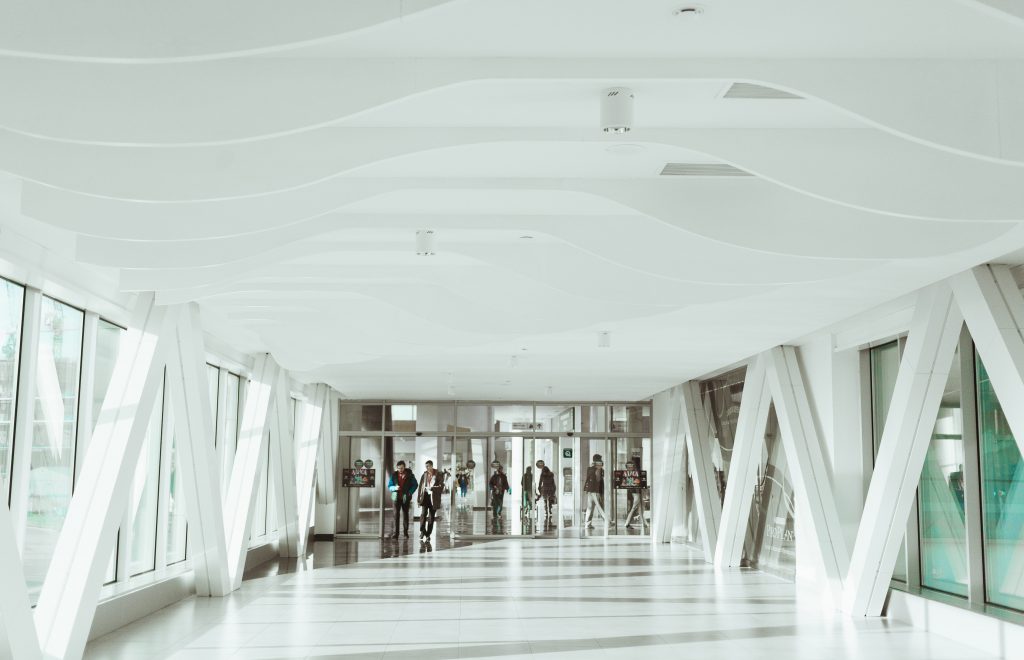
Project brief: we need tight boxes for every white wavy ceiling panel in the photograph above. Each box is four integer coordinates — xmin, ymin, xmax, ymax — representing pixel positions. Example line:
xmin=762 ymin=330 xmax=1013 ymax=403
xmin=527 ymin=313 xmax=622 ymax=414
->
xmin=1 ymin=0 xmax=1023 ymax=399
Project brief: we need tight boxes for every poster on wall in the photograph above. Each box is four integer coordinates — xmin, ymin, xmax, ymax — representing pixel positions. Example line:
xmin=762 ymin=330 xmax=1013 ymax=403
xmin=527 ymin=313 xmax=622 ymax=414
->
xmin=613 ymin=470 xmax=648 ymax=489
xmin=342 ymin=468 xmax=376 ymax=487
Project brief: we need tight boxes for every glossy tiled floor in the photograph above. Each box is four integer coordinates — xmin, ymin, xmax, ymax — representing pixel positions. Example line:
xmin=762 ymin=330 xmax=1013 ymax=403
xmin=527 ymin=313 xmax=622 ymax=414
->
xmin=84 ymin=537 xmax=996 ymax=660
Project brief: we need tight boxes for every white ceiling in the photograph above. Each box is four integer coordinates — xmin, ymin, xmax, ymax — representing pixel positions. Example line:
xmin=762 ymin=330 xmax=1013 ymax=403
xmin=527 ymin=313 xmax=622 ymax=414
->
xmin=0 ymin=1 xmax=1023 ymax=401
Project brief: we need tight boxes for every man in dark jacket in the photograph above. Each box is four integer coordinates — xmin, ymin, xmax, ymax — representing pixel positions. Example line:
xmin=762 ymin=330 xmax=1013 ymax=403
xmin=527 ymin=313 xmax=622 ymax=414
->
xmin=537 ymin=463 xmax=557 ymax=522
xmin=387 ymin=460 xmax=418 ymax=539
xmin=489 ymin=465 xmax=511 ymax=521
xmin=583 ymin=454 xmax=606 ymax=529
xmin=417 ymin=460 xmax=445 ymax=541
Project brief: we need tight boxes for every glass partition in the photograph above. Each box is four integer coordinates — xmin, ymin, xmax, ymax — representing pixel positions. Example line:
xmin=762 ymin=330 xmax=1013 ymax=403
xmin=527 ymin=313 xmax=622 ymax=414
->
xmin=24 ymin=296 xmax=84 ymax=597
xmin=977 ymin=357 xmax=1024 ymax=611
xmin=609 ymin=405 xmax=651 ymax=435
xmin=700 ymin=367 xmax=746 ymax=504
xmin=340 ymin=404 xmax=383 ymax=433
xmin=742 ymin=405 xmax=796 ymax=579
xmin=384 ymin=404 xmax=455 ymax=434
xmin=918 ymin=346 xmax=968 ymax=597
xmin=1 ymin=279 xmax=25 ymax=494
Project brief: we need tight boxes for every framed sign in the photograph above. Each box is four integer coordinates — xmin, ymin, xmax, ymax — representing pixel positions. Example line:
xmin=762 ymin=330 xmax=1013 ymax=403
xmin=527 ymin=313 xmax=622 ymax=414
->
xmin=613 ymin=470 xmax=648 ymax=489
xmin=562 ymin=448 xmax=573 ymax=459
xmin=342 ymin=468 xmax=376 ymax=488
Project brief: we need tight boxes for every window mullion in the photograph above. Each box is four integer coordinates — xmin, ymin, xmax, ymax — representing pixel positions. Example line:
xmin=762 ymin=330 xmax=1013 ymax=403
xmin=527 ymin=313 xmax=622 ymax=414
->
xmin=960 ymin=336 xmax=986 ymax=605
xmin=8 ymin=286 xmax=42 ymax=548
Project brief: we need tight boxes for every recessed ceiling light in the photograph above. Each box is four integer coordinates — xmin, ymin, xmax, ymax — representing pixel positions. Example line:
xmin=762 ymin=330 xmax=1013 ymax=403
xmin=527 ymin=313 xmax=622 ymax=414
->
xmin=674 ymin=6 xmax=705 ymax=19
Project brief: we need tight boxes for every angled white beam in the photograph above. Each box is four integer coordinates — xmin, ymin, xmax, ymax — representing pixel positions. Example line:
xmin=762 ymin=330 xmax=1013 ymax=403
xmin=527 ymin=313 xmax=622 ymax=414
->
xmin=33 ymin=293 xmax=176 ymax=660
xmin=224 ymin=354 xmax=279 ymax=588
xmin=714 ymin=357 xmax=772 ymax=569
xmin=764 ymin=345 xmax=850 ymax=601
xmin=269 ymin=369 xmax=300 ymax=558
xmin=950 ymin=264 xmax=1024 ymax=459
xmin=651 ymin=385 xmax=686 ymax=544
xmin=295 ymin=384 xmax=328 ymax=556
xmin=315 ymin=389 xmax=337 ymax=507
xmin=843 ymin=284 xmax=963 ymax=616
xmin=165 ymin=303 xmax=232 ymax=596
xmin=0 ymin=497 xmax=41 ymax=660
xmin=681 ymin=380 xmax=723 ymax=561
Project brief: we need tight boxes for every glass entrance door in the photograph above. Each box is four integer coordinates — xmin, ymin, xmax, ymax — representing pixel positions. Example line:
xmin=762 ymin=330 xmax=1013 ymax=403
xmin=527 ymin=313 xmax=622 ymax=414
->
xmin=382 ymin=436 xmax=446 ymax=541
xmin=335 ymin=436 xmax=384 ymax=536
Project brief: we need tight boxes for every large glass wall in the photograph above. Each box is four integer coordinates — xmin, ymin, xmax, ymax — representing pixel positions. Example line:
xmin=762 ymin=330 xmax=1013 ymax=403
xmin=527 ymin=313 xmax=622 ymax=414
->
xmin=700 ymin=367 xmax=745 ymax=504
xmin=977 ymin=358 xmax=1024 ymax=612
xmin=918 ymin=347 xmax=968 ymax=597
xmin=742 ymin=405 xmax=796 ymax=579
xmin=24 ymin=296 xmax=84 ymax=594
xmin=0 ymin=278 xmax=24 ymax=493
xmin=129 ymin=381 xmax=164 ymax=576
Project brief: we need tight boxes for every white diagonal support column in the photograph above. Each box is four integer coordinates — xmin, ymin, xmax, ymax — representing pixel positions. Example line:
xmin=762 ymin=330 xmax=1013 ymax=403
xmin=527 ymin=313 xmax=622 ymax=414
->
xmin=681 ymin=380 xmax=723 ymax=561
xmin=33 ymin=293 xmax=176 ymax=660
xmin=951 ymin=264 xmax=1024 ymax=459
xmin=315 ymin=389 xmax=337 ymax=507
xmin=295 ymin=384 xmax=329 ymax=556
xmin=269 ymin=369 xmax=301 ymax=558
xmin=765 ymin=345 xmax=850 ymax=601
xmin=165 ymin=303 xmax=232 ymax=597
xmin=714 ymin=357 xmax=771 ymax=568
xmin=0 ymin=497 xmax=41 ymax=660
xmin=843 ymin=284 xmax=963 ymax=616
xmin=652 ymin=385 xmax=686 ymax=544
xmin=224 ymin=354 xmax=279 ymax=589
xmin=9 ymin=287 xmax=42 ymax=552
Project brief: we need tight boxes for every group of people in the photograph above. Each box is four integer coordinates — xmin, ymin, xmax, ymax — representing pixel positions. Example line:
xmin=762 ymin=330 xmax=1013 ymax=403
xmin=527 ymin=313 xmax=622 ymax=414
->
xmin=386 ymin=459 xmax=443 ymax=541
xmin=385 ymin=453 xmax=635 ymax=538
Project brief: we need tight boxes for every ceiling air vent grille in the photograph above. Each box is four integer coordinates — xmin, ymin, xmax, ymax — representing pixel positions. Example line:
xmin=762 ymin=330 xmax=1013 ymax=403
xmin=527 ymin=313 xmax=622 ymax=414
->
xmin=659 ymin=163 xmax=751 ymax=177
xmin=723 ymin=82 xmax=803 ymax=100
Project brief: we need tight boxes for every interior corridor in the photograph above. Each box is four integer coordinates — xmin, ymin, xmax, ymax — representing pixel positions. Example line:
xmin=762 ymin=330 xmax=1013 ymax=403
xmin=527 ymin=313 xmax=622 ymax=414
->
xmin=83 ymin=538 xmax=995 ymax=659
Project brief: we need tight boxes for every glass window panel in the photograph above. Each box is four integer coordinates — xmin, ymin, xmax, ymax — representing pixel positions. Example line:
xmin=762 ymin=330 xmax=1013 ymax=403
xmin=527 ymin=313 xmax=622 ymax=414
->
xmin=166 ymin=425 xmax=187 ymax=565
xmin=742 ymin=404 xmax=796 ymax=580
xmin=93 ymin=319 xmax=124 ymax=584
xmin=252 ymin=439 xmax=268 ymax=538
xmin=206 ymin=364 xmax=219 ymax=443
xmin=339 ymin=404 xmax=383 ymax=432
xmin=977 ymin=357 xmax=1024 ymax=611
xmin=0 ymin=278 xmax=24 ymax=493
xmin=129 ymin=380 xmax=163 ymax=576
xmin=917 ymin=346 xmax=968 ymax=598
xmin=23 ymin=296 xmax=83 ymax=598
xmin=700 ymin=367 xmax=746 ymax=504
xmin=220 ymin=373 xmax=240 ymax=499
xmin=384 ymin=403 xmax=455 ymax=433
xmin=457 ymin=405 xmax=533 ymax=434
xmin=609 ymin=405 xmax=651 ymax=434
xmin=868 ymin=341 xmax=909 ymax=583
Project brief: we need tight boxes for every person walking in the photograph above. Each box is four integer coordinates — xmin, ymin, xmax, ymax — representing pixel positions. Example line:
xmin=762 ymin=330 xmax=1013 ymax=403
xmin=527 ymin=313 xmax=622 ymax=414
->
xmin=537 ymin=463 xmax=557 ymax=524
xmin=583 ymin=454 xmax=607 ymax=529
xmin=387 ymin=460 xmax=417 ymax=539
xmin=520 ymin=466 xmax=534 ymax=524
xmin=417 ymin=459 xmax=445 ymax=541
xmin=489 ymin=465 xmax=511 ymax=522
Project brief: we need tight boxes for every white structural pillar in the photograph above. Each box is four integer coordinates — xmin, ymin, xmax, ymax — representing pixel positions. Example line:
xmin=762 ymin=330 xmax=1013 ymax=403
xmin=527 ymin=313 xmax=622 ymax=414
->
xmin=681 ymin=380 xmax=723 ymax=560
xmin=951 ymin=264 xmax=1024 ymax=459
xmin=0 ymin=497 xmax=41 ymax=660
xmin=295 ymin=384 xmax=329 ymax=556
xmin=165 ymin=304 xmax=233 ymax=597
xmin=8 ymin=287 xmax=42 ymax=552
xmin=651 ymin=385 xmax=686 ymax=544
xmin=269 ymin=369 xmax=301 ymax=557
xmin=843 ymin=284 xmax=963 ymax=616
xmin=715 ymin=357 xmax=771 ymax=568
xmin=33 ymin=294 xmax=176 ymax=660
xmin=224 ymin=354 xmax=280 ymax=588
xmin=764 ymin=345 xmax=850 ymax=601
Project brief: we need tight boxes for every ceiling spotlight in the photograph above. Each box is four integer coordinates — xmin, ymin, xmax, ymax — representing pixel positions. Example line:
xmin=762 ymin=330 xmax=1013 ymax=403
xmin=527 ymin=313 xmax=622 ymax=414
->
xmin=416 ymin=229 xmax=436 ymax=256
xmin=597 ymin=331 xmax=611 ymax=348
xmin=447 ymin=384 xmax=455 ymax=397
xmin=601 ymin=87 xmax=635 ymax=134
xmin=509 ymin=355 xmax=519 ymax=368
xmin=544 ymin=385 xmax=554 ymax=397
xmin=674 ymin=6 xmax=705 ymax=19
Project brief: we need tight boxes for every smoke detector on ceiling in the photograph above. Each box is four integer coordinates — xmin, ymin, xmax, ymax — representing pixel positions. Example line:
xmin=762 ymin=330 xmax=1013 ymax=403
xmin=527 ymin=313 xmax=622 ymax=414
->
xmin=601 ymin=87 xmax=635 ymax=134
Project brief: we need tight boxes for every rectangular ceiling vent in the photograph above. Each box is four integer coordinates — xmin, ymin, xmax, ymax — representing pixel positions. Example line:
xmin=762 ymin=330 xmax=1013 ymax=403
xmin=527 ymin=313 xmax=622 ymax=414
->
xmin=723 ymin=82 xmax=803 ymax=100
xmin=659 ymin=163 xmax=752 ymax=177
